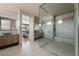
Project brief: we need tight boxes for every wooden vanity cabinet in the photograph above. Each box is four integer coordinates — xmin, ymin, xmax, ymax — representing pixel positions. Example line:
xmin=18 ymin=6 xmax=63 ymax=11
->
xmin=0 ymin=34 xmax=19 ymax=48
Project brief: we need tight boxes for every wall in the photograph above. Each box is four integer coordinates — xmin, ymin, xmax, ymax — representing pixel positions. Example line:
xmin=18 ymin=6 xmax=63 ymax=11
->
xmin=56 ymin=18 xmax=74 ymax=38
xmin=29 ymin=16 xmax=34 ymax=42
xmin=0 ymin=12 xmax=17 ymax=20
xmin=22 ymin=15 xmax=30 ymax=24
xmin=55 ymin=13 xmax=74 ymax=45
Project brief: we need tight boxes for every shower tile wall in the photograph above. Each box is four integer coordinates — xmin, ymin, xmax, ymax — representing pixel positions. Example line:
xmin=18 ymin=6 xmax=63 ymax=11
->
xmin=55 ymin=17 xmax=74 ymax=45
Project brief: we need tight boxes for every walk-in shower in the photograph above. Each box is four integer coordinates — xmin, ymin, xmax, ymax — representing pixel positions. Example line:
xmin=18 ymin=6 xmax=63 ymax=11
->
xmin=39 ymin=3 xmax=75 ymax=56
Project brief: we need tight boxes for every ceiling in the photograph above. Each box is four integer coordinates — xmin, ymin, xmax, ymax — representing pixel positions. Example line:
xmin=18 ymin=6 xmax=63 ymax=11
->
xmin=0 ymin=3 xmax=42 ymax=17
xmin=40 ymin=3 xmax=74 ymax=16
xmin=0 ymin=3 xmax=74 ymax=20
xmin=40 ymin=7 xmax=52 ymax=19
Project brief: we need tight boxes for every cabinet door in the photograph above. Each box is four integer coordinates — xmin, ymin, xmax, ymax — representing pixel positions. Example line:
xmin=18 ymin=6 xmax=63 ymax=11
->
xmin=0 ymin=36 xmax=7 ymax=47
xmin=13 ymin=35 xmax=19 ymax=43
xmin=3 ymin=36 xmax=7 ymax=46
xmin=0 ymin=36 xmax=4 ymax=47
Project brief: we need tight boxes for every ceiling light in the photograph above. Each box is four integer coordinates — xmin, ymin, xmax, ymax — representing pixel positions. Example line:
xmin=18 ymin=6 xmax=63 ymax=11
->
xmin=39 ymin=24 xmax=41 ymax=26
xmin=58 ymin=20 xmax=62 ymax=24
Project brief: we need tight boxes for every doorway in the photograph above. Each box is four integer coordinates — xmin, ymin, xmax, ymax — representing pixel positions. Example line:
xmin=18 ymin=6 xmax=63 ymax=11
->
xmin=21 ymin=15 xmax=30 ymax=43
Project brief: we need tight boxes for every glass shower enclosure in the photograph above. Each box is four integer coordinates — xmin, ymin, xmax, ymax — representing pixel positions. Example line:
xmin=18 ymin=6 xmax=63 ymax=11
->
xmin=39 ymin=3 xmax=75 ymax=56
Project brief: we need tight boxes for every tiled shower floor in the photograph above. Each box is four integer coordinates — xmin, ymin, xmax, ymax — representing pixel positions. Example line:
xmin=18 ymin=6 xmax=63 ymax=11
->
xmin=37 ymin=39 xmax=74 ymax=56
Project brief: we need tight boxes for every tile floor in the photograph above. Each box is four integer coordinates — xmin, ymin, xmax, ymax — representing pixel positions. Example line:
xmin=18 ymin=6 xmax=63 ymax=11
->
xmin=40 ymin=41 xmax=74 ymax=56
xmin=0 ymin=40 xmax=55 ymax=56
xmin=0 ymin=38 xmax=75 ymax=56
xmin=36 ymin=38 xmax=74 ymax=56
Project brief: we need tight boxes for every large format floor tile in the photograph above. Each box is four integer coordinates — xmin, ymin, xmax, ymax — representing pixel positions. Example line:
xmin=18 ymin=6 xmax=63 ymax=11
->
xmin=40 ymin=41 xmax=74 ymax=56
xmin=0 ymin=40 xmax=55 ymax=56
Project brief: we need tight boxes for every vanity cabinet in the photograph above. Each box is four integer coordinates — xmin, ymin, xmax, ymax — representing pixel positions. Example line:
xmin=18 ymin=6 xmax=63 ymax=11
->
xmin=0 ymin=34 xmax=19 ymax=48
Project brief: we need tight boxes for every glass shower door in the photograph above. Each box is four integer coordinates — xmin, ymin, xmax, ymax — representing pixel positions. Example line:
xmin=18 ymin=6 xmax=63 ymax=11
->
xmin=39 ymin=7 xmax=54 ymax=42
